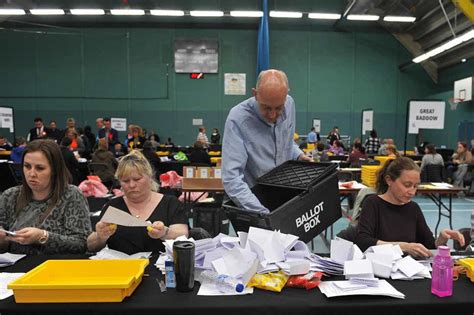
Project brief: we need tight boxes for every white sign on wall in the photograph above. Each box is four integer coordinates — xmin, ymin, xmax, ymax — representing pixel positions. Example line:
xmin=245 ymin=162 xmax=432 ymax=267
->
xmin=111 ymin=118 xmax=127 ymax=131
xmin=362 ymin=110 xmax=373 ymax=134
xmin=312 ymin=119 xmax=321 ymax=133
xmin=408 ymin=101 xmax=445 ymax=134
xmin=224 ymin=73 xmax=246 ymax=95
xmin=0 ymin=107 xmax=14 ymax=132
xmin=192 ymin=118 xmax=203 ymax=126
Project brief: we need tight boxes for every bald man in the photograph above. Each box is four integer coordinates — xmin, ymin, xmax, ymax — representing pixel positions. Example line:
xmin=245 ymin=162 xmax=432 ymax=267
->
xmin=222 ymin=69 xmax=310 ymax=214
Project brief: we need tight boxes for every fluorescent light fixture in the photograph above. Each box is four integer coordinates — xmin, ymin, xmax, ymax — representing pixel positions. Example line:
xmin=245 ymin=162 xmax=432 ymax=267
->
xmin=461 ymin=58 xmax=467 ymax=62
xmin=308 ymin=13 xmax=341 ymax=20
xmin=230 ymin=11 xmax=263 ymax=17
xmin=413 ymin=29 xmax=474 ymax=63
xmin=150 ymin=10 xmax=184 ymax=16
xmin=190 ymin=10 xmax=224 ymax=17
xmin=70 ymin=9 xmax=105 ymax=15
xmin=0 ymin=9 xmax=25 ymax=15
xmin=347 ymin=14 xmax=379 ymax=21
xmin=269 ymin=11 xmax=303 ymax=18
xmin=383 ymin=16 xmax=416 ymax=22
xmin=110 ymin=9 xmax=145 ymax=16
xmin=30 ymin=9 xmax=64 ymax=15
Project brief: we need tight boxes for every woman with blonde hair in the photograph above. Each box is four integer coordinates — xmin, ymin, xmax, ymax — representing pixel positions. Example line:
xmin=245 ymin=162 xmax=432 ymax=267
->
xmin=128 ymin=125 xmax=146 ymax=151
xmin=87 ymin=150 xmax=188 ymax=254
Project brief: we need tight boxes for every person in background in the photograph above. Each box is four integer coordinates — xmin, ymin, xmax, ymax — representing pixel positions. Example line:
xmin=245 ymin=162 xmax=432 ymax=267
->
xmin=86 ymin=151 xmax=188 ymax=255
xmin=165 ymin=137 xmax=174 ymax=147
xmin=59 ymin=137 xmax=81 ymax=186
xmin=222 ymin=69 xmax=310 ymax=214
xmin=61 ymin=117 xmax=77 ymax=142
xmin=91 ymin=138 xmax=118 ymax=188
xmin=95 ymin=117 xmax=104 ymax=142
xmin=98 ymin=118 xmax=119 ymax=152
xmin=355 ymin=157 xmax=464 ymax=257
xmin=10 ymin=137 xmax=27 ymax=164
xmin=307 ymin=127 xmax=320 ymax=144
xmin=128 ymin=125 xmax=147 ymax=151
xmin=470 ymin=139 xmax=474 ymax=156
xmin=114 ymin=142 xmax=126 ymax=158
xmin=77 ymin=127 xmax=92 ymax=159
xmin=329 ymin=140 xmax=345 ymax=156
xmin=385 ymin=144 xmax=400 ymax=158
xmin=190 ymin=141 xmax=211 ymax=165
xmin=364 ymin=129 xmax=381 ymax=154
xmin=28 ymin=117 xmax=51 ymax=142
xmin=197 ymin=127 xmax=210 ymax=148
xmin=420 ymin=144 xmax=444 ymax=171
xmin=84 ymin=125 xmax=97 ymax=152
xmin=311 ymin=142 xmax=329 ymax=162
xmin=66 ymin=129 xmax=85 ymax=157
xmin=211 ymin=128 xmax=221 ymax=145
xmin=378 ymin=138 xmax=395 ymax=155
xmin=141 ymin=140 xmax=160 ymax=171
xmin=0 ymin=135 xmax=12 ymax=151
xmin=48 ymin=121 xmax=63 ymax=143
xmin=347 ymin=142 xmax=368 ymax=167
xmin=0 ymin=140 xmax=91 ymax=254
xmin=148 ymin=131 xmax=160 ymax=144
xmin=449 ymin=142 xmax=473 ymax=187
xmin=352 ymin=137 xmax=362 ymax=146
xmin=327 ymin=126 xmax=340 ymax=146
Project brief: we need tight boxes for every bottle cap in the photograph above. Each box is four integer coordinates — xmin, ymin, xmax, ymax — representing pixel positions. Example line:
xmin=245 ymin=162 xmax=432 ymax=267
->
xmin=235 ymin=283 xmax=244 ymax=293
xmin=437 ymin=245 xmax=450 ymax=256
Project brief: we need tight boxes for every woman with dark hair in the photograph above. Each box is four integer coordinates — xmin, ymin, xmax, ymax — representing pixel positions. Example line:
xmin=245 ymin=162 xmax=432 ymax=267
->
xmin=355 ymin=157 xmax=464 ymax=257
xmin=420 ymin=144 xmax=444 ymax=170
xmin=364 ymin=129 xmax=381 ymax=154
xmin=0 ymin=140 xmax=91 ymax=254
xmin=347 ymin=142 xmax=368 ymax=167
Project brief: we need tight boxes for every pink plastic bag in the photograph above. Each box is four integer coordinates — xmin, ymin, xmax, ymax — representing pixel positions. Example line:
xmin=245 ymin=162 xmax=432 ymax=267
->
xmin=160 ymin=171 xmax=182 ymax=188
xmin=79 ymin=180 xmax=109 ymax=198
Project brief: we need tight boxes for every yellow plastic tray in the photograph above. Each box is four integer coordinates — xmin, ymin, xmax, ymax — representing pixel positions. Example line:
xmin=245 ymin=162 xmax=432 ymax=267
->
xmin=8 ymin=259 xmax=149 ymax=303
xmin=208 ymin=151 xmax=221 ymax=156
xmin=458 ymin=258 xmax=474 ymax=282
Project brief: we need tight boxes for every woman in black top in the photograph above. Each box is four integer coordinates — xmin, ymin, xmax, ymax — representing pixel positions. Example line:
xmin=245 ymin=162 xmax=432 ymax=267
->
xmin=87 ymin=151 xmax=188 ymax=254
xmin=355 ymin=157 xmax=464 ymax=258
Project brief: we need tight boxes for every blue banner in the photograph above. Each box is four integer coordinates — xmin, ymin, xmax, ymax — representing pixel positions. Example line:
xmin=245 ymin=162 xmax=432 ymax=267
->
xmin=256 ymin=0 xmax=269 ymax=77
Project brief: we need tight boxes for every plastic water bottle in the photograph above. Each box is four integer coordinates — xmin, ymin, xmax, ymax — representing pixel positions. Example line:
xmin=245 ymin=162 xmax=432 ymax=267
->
xmin=199 ymin=270 xmax=245 ymax=293
xmin=431 ymin=246 xmax=453 ymax=297
xmin=165 ymin=260 xmax=176 ymax=288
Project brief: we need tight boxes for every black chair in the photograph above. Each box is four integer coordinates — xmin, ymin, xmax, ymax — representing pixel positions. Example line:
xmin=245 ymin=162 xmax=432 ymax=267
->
xmin=8 ymin=163 xmax=23 ymax=185
xmin=436 ymin=148 xmax=454 ymax=162
xmin=0 ymin=163 xmax=19 ymax=192
xmin=421 ymin=164 xmax=446 ymax=182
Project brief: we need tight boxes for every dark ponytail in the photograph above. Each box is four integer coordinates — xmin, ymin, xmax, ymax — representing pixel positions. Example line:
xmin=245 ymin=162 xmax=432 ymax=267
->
xmin=376 ymin=157 xmax=419 ymax=194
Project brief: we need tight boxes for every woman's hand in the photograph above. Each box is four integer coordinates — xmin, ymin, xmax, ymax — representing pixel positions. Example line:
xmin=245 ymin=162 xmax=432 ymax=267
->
xmin=399 ymin=242 xmax=432 ymax=258
xmin=7 ymin=227 xmax=43 ymax=245
xmin=437 ymin=229 xmax=465 ymax=248
xmin=95 ymin=222 xmax=117 ymax=242
xmin=147 ymin=221 xmax=167 ymax=239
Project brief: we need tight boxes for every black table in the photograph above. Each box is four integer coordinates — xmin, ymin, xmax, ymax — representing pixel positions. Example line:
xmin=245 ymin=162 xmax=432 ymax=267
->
xmin=1 ymin=255 xmax=473 ymax=315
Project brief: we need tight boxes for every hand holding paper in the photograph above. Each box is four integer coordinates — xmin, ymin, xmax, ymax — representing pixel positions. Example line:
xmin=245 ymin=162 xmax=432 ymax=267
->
xmin=100 ymin=206 xmax=153 ymax=227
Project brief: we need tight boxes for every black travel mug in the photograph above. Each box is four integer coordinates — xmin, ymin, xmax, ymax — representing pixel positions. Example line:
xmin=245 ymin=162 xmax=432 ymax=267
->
xmin=173 ymin=241 xmax=195 ymax=292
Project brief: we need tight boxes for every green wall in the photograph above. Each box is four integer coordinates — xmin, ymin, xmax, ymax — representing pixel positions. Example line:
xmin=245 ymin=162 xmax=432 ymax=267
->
xmin=1 ymin=24 xmax=438 ymax=147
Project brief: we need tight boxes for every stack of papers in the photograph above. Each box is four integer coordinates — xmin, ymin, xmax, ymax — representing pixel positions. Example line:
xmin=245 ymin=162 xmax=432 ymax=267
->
xmin=0 ymin=273 xmax=25 ymax=300
xmin=319 ymin=280 xmax=405 ymax=299
xmin=0 ymin=253 xmax=26 ymax=267
xmin=89 ymin=247 xmax=152 ymax=260
xmin=307 ymin=254 xmax=344 ymax=275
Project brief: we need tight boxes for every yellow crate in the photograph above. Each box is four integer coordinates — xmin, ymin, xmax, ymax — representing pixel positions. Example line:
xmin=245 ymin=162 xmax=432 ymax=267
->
xmin=210 ymin=157 xmax=222 ymax=164
xmin=306 ymin=143 xmax=315 ymax=150
xmin=208 ymin=151 xmax=221 ymax=156
xmin=157 ymin=151 xmax=170 ymax=156
xmin=374 ymin=156 xmax=394 ymax=166
xmin=458 ymin=258 xmax=474 ymax=282
xmin=8 ymin=259 xmax=149 ymax=303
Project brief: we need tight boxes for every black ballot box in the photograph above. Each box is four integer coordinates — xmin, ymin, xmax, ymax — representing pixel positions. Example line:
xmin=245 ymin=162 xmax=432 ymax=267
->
xmin=223 ymin=161 xmax=341 ymax=243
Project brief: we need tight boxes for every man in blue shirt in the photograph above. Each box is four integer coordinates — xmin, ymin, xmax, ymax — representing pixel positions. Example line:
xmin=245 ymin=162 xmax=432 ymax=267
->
xmin=222 ymin=69 xmax=311 ymax=214
xmin=307 ymin=127 xmax=319 ymax=144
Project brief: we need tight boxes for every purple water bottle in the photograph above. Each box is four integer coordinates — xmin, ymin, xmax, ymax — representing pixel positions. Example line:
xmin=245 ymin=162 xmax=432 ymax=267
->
xmin=431 ymin=246 xmax=453 ymax=297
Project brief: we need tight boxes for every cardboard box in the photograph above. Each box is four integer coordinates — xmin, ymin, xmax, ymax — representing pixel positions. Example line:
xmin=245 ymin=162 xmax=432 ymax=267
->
xmin=183 ymin=166 xmax=195 ymax=178
xmin=197 ymin=167 xmax=210 ymax=179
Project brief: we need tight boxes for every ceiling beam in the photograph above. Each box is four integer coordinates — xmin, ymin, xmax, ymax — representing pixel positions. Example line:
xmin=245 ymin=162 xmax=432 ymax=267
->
xmin=418 ymin=16 xmax=472 ymax=50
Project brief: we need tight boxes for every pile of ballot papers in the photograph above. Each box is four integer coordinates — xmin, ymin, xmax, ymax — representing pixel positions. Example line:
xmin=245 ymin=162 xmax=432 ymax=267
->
xmin=0 ymin=253 xmax=26 ymax=268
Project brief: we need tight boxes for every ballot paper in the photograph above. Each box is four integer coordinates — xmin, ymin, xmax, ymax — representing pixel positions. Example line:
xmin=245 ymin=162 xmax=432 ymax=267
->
xmin=100 ymin=206 xmax=152 ymax=227
xmin=89 ymin=247 xmax=152 ymax=260
xmin=0 ymin=273 xmax=25 ymax=300
xmin=319 ymin=280 xmax=405 ymax=299
xmin=394 ymin=256 xmax=425 ymax=278
xmin=344 ymin=259 xmax=374 ymax=279
xmin=307 ymin=254 xmax=344 ymax=275
xmin=365 ymin=244 xmax=403 ymax=261
xmin=0 ymin=253 xmax=26 ymax=267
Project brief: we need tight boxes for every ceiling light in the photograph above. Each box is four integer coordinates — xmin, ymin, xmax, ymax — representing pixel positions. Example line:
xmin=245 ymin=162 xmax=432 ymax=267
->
xmin=412 ymin=29 xmax=474 ymax=63
xmin=269 ymin=11 xmax=303 ymax=18
xmin=461 ymin=58 xmax=467 ymax=62
xmin=0 ymin=9 xmax=25 ymax=15
xmin=150 ymin=10 xmax=184 ymax=16
xmin=70 ymin=9 xmax=105 ymax=15
xmin=190 ymin=11 xmax=224 ymax=17
xmin=30 ymin=9 xmax=64 ymax=15
xmin=383 ymin=16 xmax=416 ymax=22
xmin=230 ymin=11 xmax=263 ymax=17
xmin=347 ymin=14 xmax=379 ymax=21
xmin=110 ymin=9 xmax=145 ymax=16
xmin=308 ymin=13 xmax=341 ymax=20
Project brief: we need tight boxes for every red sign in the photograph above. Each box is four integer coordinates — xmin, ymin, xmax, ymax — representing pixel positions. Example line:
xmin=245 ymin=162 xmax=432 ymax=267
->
xmin=190 ymin=73 xmax=204 ymax=79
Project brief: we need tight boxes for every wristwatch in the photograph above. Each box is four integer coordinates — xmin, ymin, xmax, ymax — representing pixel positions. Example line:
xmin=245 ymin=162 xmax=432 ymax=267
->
xmin=38 ymin=230 xmax=49 ymax=245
